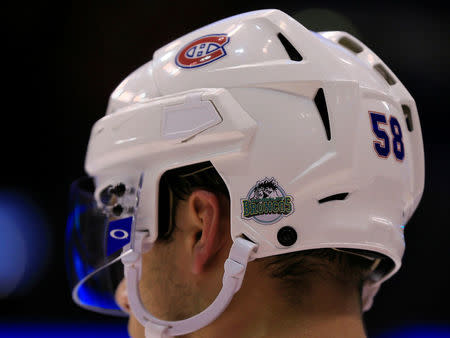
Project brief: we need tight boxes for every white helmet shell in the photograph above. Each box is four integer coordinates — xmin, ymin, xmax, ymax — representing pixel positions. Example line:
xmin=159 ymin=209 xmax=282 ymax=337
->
xmin=83 ymin=8 xmax=424 ymax=336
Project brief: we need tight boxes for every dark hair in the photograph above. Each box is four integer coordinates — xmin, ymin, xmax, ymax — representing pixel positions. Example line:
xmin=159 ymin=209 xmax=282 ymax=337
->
xmin=262 ymin=248 xmax=377 ymax=308
xmin=158 ymin=161 xmax=381 ymax=307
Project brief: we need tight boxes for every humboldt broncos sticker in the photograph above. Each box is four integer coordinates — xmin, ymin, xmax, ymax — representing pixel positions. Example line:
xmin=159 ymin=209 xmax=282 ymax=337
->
xmin=241 ymin=177 xmax=294 ymax=225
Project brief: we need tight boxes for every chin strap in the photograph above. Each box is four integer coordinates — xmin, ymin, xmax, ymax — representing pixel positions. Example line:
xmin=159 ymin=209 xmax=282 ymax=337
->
xmin=144 ymin=322 xmax=171 ymax=338
xmin=123 ymin=232 xmax=258 ymax=338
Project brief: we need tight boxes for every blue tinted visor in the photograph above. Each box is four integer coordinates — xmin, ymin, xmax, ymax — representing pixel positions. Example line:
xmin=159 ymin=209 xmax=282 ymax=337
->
xmin=66 ymin=176 xmax=140 ymax=316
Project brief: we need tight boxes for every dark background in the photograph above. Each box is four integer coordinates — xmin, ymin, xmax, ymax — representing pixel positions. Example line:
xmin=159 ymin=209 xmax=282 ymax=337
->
xmin=1 ymin=0 xmax=449 ymax=337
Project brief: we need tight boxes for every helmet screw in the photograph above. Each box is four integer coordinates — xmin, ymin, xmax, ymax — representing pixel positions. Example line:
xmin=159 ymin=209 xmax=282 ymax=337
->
xmin=99 ymin=185 xmax=113 ymax=204
xmin=112 ymin=204 xmax=124 ymax=216
xmin=113 ymin=183 xmax=126 ymax=197
xmin=277 ymin=226 xmax=297 ymax=247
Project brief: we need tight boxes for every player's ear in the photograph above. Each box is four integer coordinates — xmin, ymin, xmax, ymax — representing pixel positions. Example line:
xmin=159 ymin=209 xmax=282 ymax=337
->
xmin=187 ymin=189 xmax=227 ymax=275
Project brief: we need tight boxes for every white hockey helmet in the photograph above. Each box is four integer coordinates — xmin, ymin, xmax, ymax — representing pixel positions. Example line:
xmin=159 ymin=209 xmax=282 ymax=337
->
xmin=66 ymin=8 xmax=424 ymax=338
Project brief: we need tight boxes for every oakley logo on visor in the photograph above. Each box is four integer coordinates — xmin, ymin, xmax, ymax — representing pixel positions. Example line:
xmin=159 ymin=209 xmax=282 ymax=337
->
xmin=106 ymin=216 xmax=133 ymax=256
xmin=110 ymin=229 xmax=129 ymax=240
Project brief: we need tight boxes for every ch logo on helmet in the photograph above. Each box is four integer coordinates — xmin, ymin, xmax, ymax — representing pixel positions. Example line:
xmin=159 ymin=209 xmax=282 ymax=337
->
xmin=175 ymin=34 xmax=230 ymax=69
xmin=241 ymin=178 xmax=294 ymax=225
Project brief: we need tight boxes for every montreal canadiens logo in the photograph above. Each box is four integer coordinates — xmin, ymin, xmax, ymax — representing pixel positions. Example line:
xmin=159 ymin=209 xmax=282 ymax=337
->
xmin=175 ymin=34 xmax=230 ymax=69
xmin=241 ymin=177 xmax=294 ymax=225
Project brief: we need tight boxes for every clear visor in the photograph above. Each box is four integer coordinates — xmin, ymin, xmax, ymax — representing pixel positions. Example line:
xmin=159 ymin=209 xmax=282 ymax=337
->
xmin=65 ymin=176 xmax=141 ymax=316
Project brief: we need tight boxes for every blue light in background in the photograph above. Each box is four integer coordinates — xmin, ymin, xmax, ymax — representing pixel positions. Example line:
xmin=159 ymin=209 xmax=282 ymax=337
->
xmin=0 ymin=191 xmax=51 ymax=298
xmin=1 ymin=321 xmax=449 ymax=338
xmin=375 ymin=324 xmax=450 ymax=338
xmin=0 ymin=212 xmax=26 ymax=297
xmin=0 ymin=321 xmax=129 ymax=338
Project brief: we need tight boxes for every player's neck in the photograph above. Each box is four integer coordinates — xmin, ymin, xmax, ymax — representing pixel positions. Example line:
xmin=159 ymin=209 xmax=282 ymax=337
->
xmin=186 ymin=263 xmax=367 ymax=338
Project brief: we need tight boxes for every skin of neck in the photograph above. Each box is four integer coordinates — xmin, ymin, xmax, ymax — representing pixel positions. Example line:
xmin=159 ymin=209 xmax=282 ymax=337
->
xmin=178 ymin=257 xmax=367 ymax=338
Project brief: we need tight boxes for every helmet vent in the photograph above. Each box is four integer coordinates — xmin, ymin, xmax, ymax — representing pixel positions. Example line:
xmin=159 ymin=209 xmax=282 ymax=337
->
xmin=277 ymin=33 xmax=303 ymax=61
xmin=318 ymin=193 xmax=349 ymax=204
xmin=402 ymin=105 xmax=414 ymax=132
xmin=337 ymin=36 xmax=363 ymax=54
xmin=373 ymin=63 xmax=396 ymax=86
xmin=314 ymin=88 xmax=331 ymax=141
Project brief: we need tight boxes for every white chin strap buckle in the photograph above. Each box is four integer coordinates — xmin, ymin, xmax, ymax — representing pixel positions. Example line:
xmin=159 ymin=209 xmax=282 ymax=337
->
xmin=145 ymin=322 xmax=170 ymax=338
xmin=123 ymin=234 xmax=258 ymax=338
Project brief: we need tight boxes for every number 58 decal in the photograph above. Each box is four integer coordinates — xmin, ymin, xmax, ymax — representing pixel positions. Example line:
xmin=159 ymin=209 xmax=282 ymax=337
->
xmin=369 ymin=111 xmax=405 ymax=161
